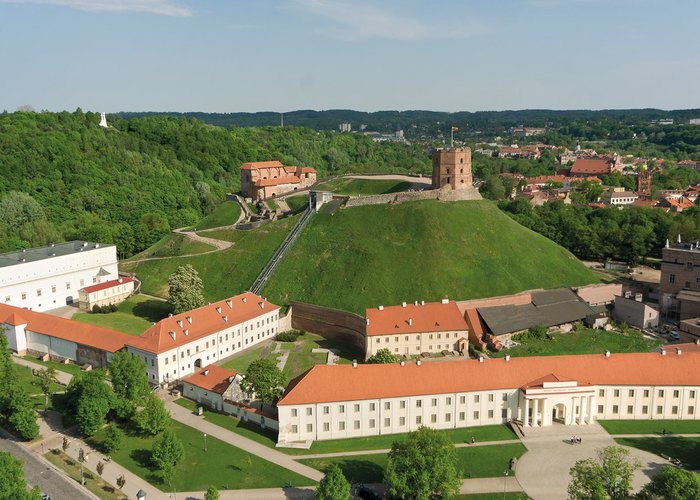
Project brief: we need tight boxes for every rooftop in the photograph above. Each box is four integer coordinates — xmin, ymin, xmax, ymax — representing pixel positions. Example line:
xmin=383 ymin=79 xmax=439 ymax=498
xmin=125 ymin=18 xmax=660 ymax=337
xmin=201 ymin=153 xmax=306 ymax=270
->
xmin=365 ymin=300 xmax=467 ymax=336
xmin=570 ymin=158 xmax=613 ymax=175
xmin=278 ymin=343 xmax=700 ymax=406
xmin=81 ymin=277 xmax=134 ymax=294
xmin=182 ymin=364 xmax=238 ymax=394
xmin=0 ymin=241 xmax=113 ymax=269
xmin=241 ymin=161 xmax=284 ymax=170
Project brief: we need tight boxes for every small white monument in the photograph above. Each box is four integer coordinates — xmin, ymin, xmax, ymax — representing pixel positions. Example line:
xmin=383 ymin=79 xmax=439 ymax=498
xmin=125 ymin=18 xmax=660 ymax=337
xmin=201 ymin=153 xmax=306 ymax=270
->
xmin=99 ymin=112 xmax=108 ymax=128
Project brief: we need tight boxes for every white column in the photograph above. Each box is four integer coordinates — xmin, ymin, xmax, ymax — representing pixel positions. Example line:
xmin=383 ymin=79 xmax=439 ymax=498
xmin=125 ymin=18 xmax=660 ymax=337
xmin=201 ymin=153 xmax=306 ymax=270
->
xmin=533 ymin=399 xmax=540 ymax=427
xmin=588 ymin=395 xmax=595 ymax=424
xmin=567 ymin=398 xmax=575 ymax=425
xmin=579 ymin=396 xmax=587 ymax=425
xmin=541 ymin=398 xmax=549 ymax=427
xmin=523 ymin=399 xmax=530 ymax=427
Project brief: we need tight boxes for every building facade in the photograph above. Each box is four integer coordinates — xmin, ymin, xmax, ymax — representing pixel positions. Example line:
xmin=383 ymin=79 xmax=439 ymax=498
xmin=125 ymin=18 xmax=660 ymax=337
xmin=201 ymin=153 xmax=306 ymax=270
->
xmin=277 ymin=344 xmax=700 ymax=444
xmin=660 ymin=239 xmax=700 ymax=319
xmin=78 ymin=277 xmax=135 ymax=311
xmin=181 ymin=364 xmax=244 ymax=412
xmin=0 ymin=241 xmax=118 ymax=311
xmin=601 ymin=188 xmax=639 ymax=206
xmin=240 ymin=161 xmax=317 ymax=201
xmin=431 ymin=148 xmax=473 ymax=190
xmin=613 ymin=295 xmax=659 ymax=330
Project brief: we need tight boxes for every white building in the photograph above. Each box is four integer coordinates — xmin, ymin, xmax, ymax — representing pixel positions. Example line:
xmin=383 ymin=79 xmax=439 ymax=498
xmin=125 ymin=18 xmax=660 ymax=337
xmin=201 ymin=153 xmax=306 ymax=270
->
xmin=601 ymin=189 xmax=639 ymax=207
xmin=126 ymin=292 xmax=281 ymax=384
xmin=613 ymin=294 xmax=659 ymax=330
xmin=0 ymin=241 xmax=118 ymax=312
xmin=78 ymin=277 xmax=135 ymax=311
xmin=181 ymin=364 xmax=244 ymax=412
xmin=276 ymin=343 xmax=700 ymax=445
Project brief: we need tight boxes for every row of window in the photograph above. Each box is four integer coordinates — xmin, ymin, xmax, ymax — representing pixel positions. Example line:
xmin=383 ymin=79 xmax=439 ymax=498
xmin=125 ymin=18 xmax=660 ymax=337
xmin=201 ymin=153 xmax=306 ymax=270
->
xmin=601 ymin=389 xmax=696 ymax=399
xmin=606 ymin=404 xmax=695 ymax=416
xmin=374 ymin=332 xmax=461 ymax=344
xmin=6 ymin=278 xmax=99 ymax=302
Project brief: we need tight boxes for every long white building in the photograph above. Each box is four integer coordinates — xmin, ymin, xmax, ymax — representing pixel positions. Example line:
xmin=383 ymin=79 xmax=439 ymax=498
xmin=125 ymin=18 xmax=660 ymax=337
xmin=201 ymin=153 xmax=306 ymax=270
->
xmin=0 ymin=241 xmax=118 ymax=312
xmin=276 ymin=343 xmax=700 ymax=445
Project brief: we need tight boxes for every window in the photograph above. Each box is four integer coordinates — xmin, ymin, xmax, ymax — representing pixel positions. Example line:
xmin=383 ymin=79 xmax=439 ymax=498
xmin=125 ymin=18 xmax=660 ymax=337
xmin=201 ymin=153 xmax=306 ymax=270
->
xmin=323 ymin=406 xmax=329 ymax=415
xmin=598 ymin=405 xmax=604 ymax=414
xmin=21 ymin=293 xmax=26 ymax=300
xmin=642 ymin=405 xmax=648 ymax=414
xmin=36 ymin=289 xmax=42 ymax=297
xmin=307 ymin=424 xmax=313 ymax=432
xmin=399 ymin=400 xmax=406 ymax=409
xmin=416 ymin=400 xmax=422 ymax=408
xmin=291 ymin=425 xmax=298 ymax=433
xmin=384 ymin=418 xmax=390 ymax=427
xmin=51 ymin=285 xmax=56 ymax=293
xmin=629 ymin=390 xmax=635 ymax=397
xmin=488 ymin=394 xmax=494 ymax=402
xmin=354 ymin=404 xmax=360 ymax=412
xmin=488 ymin=410 xmax=494 ymax=418
xmin=669 ymin=274 xmax=676 ymax=284
xmin=431 ymin=398 xmax=437 ymax=407
xmin=502 ymin=393 xmax=508 ymax=402
xmin=80 ymin=279 xmax=84 ymax=287
xmin=688 ymin=262 xmax=694 ymax=270
xmin=66 ymin=282 xmax=71 ymax=290
xmin=689 ymin=406 xmax=695 ymax=415
xmin=416 ymin=416 xmax=422 ymax=424
xmin=369 ymin=419 xmax=376 ymax=428
xmin=691 ymin=391 xmax=696 ymax=398
xmin=614 ymin=389 xmax=620 ymax=397
xmin=431 ymin=414 xmax=437 ymax=423
xmin=658 ymin=390 xmax=665 ymax=397
xmin=644 ymin=390 xmax=650 ymax=398
xmin=339 ymin=405 xmax=345 ymax=413
xmin=165 ymin=357 xmax=168 ymax=365
xmin=612 ymin=405 xmax=619 ymax=414
xmin=473 ymin=411 xmax=479 ymax=419
xmin=354 ymin=421 xmax=361 ymax=430
xmin=385 ymin=402 xmax=391 ymax=410
xmin=446 ymin=397 xmax=451 ymax=405
xmin=291 ymin=409 xmax=298 ymax=417
xmin=657 ymin=406 xmax=663 ymax=414
xmin=460 ymin=396 xmax=466 ymax=404
xmin=151 ymin=359 xmax=154 ymax=367
xmin=599 ymin=389 xmax=605 ymax=397
xmin=673 ymin=390 xmax=680 ymax=398
xmin=627 ymin=405 xmax=633 ymax=414
xmin=474 ymin=395 xmax=480 ymax=403
xmin=323 ymin=423 xmax=330 ymax=432
xmin=369 ymin=403 xmax=376 ymax=411
xmin=672 ymin=406 xmax=679 ymax=415
xmin=459 ymin=412 xmax=465 ymax=421
xmin=306 ymin=407 xmax=312 ymax=416
xmin=339 ymin=422 xmax=345 ymax=431
xmin=501 ymin=408 xmax=508 ymax=418
xmin=399 ymin=417 xmax=405 ymax=426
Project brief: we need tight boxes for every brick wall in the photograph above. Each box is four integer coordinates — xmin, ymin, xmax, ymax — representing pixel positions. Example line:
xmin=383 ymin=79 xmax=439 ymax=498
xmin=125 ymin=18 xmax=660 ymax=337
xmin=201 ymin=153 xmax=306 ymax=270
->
xmin=290 ymin=301 xmax=368 ymax=358
xmin=344 ymin=185 xmax=481 ymax=209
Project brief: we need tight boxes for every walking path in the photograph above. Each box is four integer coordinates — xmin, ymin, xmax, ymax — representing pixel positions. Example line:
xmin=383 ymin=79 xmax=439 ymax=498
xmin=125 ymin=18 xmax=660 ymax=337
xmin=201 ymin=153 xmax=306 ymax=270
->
xmin=13 ymin=355 xmax=74 ymax=385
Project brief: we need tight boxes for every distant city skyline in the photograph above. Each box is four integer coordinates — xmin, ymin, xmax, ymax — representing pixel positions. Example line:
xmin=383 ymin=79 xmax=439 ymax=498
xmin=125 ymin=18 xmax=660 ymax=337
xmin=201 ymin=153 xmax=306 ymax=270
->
xmin=1 ymin=0 xmax=699 ymax=113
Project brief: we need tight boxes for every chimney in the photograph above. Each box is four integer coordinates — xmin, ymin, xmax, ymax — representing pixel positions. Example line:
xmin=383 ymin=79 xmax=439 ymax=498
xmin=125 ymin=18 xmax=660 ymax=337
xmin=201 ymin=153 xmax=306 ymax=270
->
xmin=414 ymin=300 xmax=418 ymax=305
xmin=421 ymin=300 xmax=425 ymax=306
xmin=408 ymin=318 xmax=413 ymax=326
xmin=118 ymin=278 xmax=123 ymax=284
xmin=695 ymin=339 xmax=700 ymax=346
xmin=186 ymin=316 xmax=192 ymax=324
xmin=400 ymin=360 xmax=405 ymax=366
xmin=177 ymin=320 xmax=183 ymax=327
xmin=203 ymin=370 xmax=209 ymax=376
xmin=222 ymin=315 xmax=228 ymax=323
xmin=366 ymin=318 xmax=370 ymax=325
xmin=678 ymin=234 xmax=682 ymax=243
xmin=402 ymin=302 xmax=407 ymax=308
xmin=660 ymin=348 xmax=667 ymax=356
xmin=216 ymin=306 xmax=222 ymax=314
xmin=665 ymin=238 xmax=670 ymax=248
xmin=416 ymin=359 xmax=422 ymax=366
xmin=169 ymin=331 xmax=176 ymax=340
xmin=634 ymin=293 xmax=643 ymax=302
xmin=352 ymin=360 xmax=358 ymax=368
xmin=168 ymin=313 xmax=173 ymax=318
xmin=505 ymin=354 xmax=511 ymax=361
xmin=604 ymin=350 xmax=611 ymax=358
xmin=676 ymin=347 xmax=682 ymax=355
xmin=478 ymin=356 xmax=484 ymax=363
xmin=441 ymin=298 xmax=449 ymax=305
xmin=94 ymin=243 xmax=100 ymax=248
xmin=378 ymin=305 xmax=384 ymax=311
xmin=226 ymin=299 xmax=233 ymax=309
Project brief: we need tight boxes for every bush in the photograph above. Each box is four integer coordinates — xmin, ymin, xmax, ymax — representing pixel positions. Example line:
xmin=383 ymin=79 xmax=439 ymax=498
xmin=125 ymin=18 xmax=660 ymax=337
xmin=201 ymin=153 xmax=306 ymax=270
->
xmin=109 ymin=303 xmax=118 ymax=312
xmin=92 ymin=305 xmax=100 ymax=313
xmin=275 ymin=330 xmax=304 ymax=342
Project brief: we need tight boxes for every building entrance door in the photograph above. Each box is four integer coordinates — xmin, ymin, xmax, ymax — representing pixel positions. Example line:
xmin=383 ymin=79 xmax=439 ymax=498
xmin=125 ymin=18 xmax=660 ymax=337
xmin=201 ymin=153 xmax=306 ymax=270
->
xmin=552 ymin=403 xmax=566 ymax=424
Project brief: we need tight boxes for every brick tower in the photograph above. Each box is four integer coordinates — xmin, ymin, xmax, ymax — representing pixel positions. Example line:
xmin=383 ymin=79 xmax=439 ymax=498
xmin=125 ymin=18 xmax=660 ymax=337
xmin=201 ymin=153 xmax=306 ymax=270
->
xmin=637 ymin=166 xmax=651 ymax=197
xmin=432 ymin=147 xmax=472 ymax=190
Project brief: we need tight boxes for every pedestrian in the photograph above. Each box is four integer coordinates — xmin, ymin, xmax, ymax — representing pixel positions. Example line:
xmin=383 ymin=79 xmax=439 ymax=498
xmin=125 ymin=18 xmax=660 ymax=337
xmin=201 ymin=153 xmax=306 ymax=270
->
xmin=471 ymin=436 xmax=475 ymax=444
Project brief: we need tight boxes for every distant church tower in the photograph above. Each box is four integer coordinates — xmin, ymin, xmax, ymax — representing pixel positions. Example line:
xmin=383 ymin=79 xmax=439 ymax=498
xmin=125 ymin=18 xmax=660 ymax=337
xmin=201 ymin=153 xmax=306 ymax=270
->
xmin=637 ymin=166 xmax=651 ymax=197
xmin=99 ymin=112 xmax=108 ymax=128
xmin=432 ymin=147 xmax=473 ymax=190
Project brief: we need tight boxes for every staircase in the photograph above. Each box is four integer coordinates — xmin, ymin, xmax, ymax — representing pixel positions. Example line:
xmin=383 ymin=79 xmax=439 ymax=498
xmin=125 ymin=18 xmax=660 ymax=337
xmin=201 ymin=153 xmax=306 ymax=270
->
xmin=250 ymin=208 xmax=315 ymax=294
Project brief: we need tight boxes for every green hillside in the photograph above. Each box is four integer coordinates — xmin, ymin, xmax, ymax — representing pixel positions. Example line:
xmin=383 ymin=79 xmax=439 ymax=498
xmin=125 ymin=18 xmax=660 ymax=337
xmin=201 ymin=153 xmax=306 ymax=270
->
xmin=263 ymin=200 xmax=600 ymax=314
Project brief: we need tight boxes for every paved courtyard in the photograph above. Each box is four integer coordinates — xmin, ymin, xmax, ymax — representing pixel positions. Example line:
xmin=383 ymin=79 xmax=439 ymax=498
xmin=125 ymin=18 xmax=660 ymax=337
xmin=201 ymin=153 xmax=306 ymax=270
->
xmin=517 ymin=422 xmax=668 ymax=499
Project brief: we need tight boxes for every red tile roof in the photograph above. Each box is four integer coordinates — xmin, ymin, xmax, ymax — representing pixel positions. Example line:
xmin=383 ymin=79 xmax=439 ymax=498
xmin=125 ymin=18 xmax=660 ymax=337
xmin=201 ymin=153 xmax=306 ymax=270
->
xmin=278 ymin=344 xmax=700 ymax=406
xmin=130 ymin=292 xmax=279 ymax=354
xmin=571 ymin=158 xmax=613 ymax=175
xmin=81 ymin=277 xmax=134 ymax=294
xmin=182 ymin=364 xmax=237 ymax=394
xmin=0 ymin=303 xmax=133 ymax=353
xmin=365 ymin=301 xmax=467 ymax=336
xmin=241 ymin=161 xmax=284 ymax=170
xmin=525 ymin=175 xmax=566 ymax=185
xmin=253 ymin=176 xmax=301 ymax=188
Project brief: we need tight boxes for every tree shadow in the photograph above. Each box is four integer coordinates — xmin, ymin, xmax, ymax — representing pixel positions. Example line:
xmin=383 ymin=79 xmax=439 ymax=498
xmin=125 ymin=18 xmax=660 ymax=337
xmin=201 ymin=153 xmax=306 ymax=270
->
xmin=334 ymin=459 xmax=384 ymax=484
xmin=129 ymin=448 xmax=154 ymax=470
xmin=132 ymin=299 xmax=171 ymax=323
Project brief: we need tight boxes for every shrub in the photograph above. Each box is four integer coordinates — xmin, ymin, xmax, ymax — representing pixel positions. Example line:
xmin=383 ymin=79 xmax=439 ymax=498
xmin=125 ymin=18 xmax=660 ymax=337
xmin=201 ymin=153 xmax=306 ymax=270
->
xmin=92 ymin=305 xmax=100 ymax=313
xmin=275 ymin=330 xmax=304 ymax=342
xmin=109 ymin=303 xmax=118 ymax=312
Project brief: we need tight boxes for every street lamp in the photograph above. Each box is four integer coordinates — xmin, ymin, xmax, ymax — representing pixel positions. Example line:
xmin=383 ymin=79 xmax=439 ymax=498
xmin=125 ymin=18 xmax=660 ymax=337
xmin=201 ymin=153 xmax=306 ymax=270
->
xmin=503 ymin=470 xmax=509 ymax=500
xmin=203 ymin=433 xmax=207 ymax=452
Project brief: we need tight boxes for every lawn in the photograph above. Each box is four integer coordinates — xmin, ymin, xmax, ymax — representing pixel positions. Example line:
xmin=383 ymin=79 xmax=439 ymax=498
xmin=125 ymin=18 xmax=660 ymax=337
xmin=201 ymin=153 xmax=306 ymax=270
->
xmin=195 ymin=201 xmax=242 ymax=230
xmin=315 ymin=178 xmax=413 ymax=196
xmin=615 ymin=437 xmax=700 ymax=470
xmin=263 ymin=200 xmax=599 ymax=314
xmin=88 ymin=420 xmax=315 ymax=491
xmin=22 ymin=355 xmax=84 ymax=377
xmin=267 ymin=199 xmax=279 ymax=210
xmin=285 ymin=425 xmax=518 ymax=456
xmin=299 ymin=443 xmax=527 ymax=483
xmin=44 ymin=450 xmax=127 ymax=500
xmin=174 ymin=398 xmax=278 ymax=448
xmin=491 ymin=328 xmax=662 ymax=358
xmin=129 ymin=233 xmax=215 ymax=259
xmin=219 ymin=342 xmax=278 ymax=373
xmin=121 ymin=216 xmax=298 ymax=300
xmin=600 ymin=419 xmax=700 ymax=435
xmin=282 ymin=332 xmax=363 ymax=381
xmin=15 ymin=364 xmax=64 ymax=395
xmin=73 ymin=295 xmax=171 ymax=335
xmin=285 ymin=194 xmax=308 ymax=214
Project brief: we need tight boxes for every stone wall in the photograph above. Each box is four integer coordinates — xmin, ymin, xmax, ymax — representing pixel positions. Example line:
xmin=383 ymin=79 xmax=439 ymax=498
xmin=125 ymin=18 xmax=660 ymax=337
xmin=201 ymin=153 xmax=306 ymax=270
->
xmin=344 ymin=185 xmax=481 ymax=209
xmin=290 ymin=301 xmax=368 ymax=358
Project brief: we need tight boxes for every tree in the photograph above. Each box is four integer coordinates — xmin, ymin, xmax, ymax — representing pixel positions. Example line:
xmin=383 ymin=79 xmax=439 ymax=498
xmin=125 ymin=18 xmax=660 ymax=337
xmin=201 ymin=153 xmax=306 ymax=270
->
xmin=637 ymin=466 xmax=700 ymax=499
xmin=108 ymin=350 xmax=150 ymax=418
xmin=242 ymin=359 xmax=286 ymax=404
xmin=32 ymin=367 xmax=58 ymax=411
xmin=134 ymin=394 xmax=170 ymax=436
xmin=204 ymin=485 xmax=220 ymax=500
xmin=167 ymin=264 xmax=205 ymax=314
xmin=0 ymin=451 xmax=42 ymax=500
xmin=67 ymin=370 xmax=113 ymax=436
xmin=102 ymin=422 xmax=124 ymax=454
xmin=96 ymin=460 xmax=105 ymax=477
xmin=8 ymin=402 xmax=39 ymax=440
xmin=116 ymin=475 xmax=126 ymax=489
xmin=0 ymin=191 xmax=45 ymax=229
xmin=384 ymin=426 xmax=460 ymax=500
xmin=76 ymin=396 xmax=111 ymax=437
xmin=366 ymin=348 xmax=400 ymax=364
xmin=151 ymin=431 xmax=185 ymax=486
xmin=316 ymin=463 xmax=351 ymax=500
xmin=568 ymin=446 xmax=641 ymax=500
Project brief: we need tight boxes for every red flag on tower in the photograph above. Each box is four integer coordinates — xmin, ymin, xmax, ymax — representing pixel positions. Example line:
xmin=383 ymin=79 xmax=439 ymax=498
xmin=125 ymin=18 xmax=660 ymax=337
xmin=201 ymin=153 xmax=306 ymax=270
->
xmin=451 ymin=126 xmax=459 ymax=132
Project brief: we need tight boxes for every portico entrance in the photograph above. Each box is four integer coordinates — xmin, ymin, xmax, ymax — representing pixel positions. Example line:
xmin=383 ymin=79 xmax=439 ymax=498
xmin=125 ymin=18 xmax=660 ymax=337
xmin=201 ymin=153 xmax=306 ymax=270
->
xmin=520 ymin=374 xmax=596 ymax=429
xmin=552 ymin=403 xmax=566 ymax=423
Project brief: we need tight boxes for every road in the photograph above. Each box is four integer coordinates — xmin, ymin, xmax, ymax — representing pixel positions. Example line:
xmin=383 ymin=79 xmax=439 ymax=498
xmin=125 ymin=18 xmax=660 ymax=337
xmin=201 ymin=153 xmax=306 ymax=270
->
xmin=0 ymin=436 xmax=96 ymax=500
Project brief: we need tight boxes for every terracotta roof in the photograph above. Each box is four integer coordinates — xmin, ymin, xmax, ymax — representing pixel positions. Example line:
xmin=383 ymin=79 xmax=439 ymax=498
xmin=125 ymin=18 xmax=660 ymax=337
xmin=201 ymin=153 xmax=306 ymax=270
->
xmin=81 ymin=277 xmax=134 ymax=294
xmin=571 ymin=158 xmax=613 ymax=175
xmin=456 ymin=292 xmax=532 ymax=314
xmin=1 ymin=311 xmax=28 ymax=326
xmin=632 ymin=198 xmax=659 ymax=208
xmin=182 ymin=364 xmax=237 ymax=394
xmin=366 ymin=301 xmax=468 ymax=336
xmin=278 ymin=345 xmax=700 ymax=406
xmin=131 ymin=292 xmax=279 ymax=354
xmin=241 ymin=161 xmax=284 ymax=170
xmin=253 ymin=176 xmax=301 ymax=187
xmin=0 ymin=303 xmax=133 ymax=353
xmin=464 ymin=308 xmax=486 ymax=337
xmin=525 ymin=175 xmax=566 ymax=185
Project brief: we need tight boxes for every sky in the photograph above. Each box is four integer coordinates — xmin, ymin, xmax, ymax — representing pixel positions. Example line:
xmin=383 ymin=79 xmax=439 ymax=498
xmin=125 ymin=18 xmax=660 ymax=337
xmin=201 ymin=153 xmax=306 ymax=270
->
xmin=1 ymin=0 xmax=699 ymax=113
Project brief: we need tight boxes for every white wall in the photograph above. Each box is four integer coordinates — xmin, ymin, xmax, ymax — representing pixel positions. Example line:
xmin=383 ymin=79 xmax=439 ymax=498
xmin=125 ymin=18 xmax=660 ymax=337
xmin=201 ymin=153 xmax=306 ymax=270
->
xmin=366 ymin=329 xmax=468 ymax=357
xmin=26 ymin=331 xmax=77 ymax=361
xmin=0 ymin=245 xmax=118 ymax=311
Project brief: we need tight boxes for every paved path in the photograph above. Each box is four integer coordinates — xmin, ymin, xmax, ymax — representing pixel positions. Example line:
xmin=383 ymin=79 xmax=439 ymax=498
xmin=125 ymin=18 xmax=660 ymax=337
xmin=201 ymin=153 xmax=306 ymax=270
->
xmin=43 ymin=304 xmax=81 ymax=319
xmin=13 ymin=355 xmax=73 ymax=385
xmin=164 ymin=396 xmax=324 ymax=482
xmin=517 ymin=423 xmax=667 ymax=500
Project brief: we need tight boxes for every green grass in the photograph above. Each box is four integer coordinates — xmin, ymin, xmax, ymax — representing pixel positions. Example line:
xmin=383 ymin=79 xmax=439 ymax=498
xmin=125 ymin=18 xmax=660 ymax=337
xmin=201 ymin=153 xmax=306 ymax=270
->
xmin=299 ymin=443 xmax=527 ymax=483
xmin=15 ymin=364 xmax=64 ymax=395
xmin=285 ymin=194 xmax=308 ymax=213
xmin=196 ymin=201 xmax=242 ymax=230
xmin=174 ymin=398 xmax=278 ymax=448
xmin=22 ymin=355 xmax=84 ymax=377
xmin=219 ymin=342 xmax=278 ymax=373
xmin=615 ymin=437 xmax=700 ymax=470
xmin=285 ymin=425 xmax=517 ymax=456
xmin=44 ymin=450 xmax=127 ymax=500
xmin=282 ymin=333 xmax=362 ymax=381
xmin=121 ymin=216 xmax=298 ymax=300
xmin=263 ymin=200 xmax=599 ymax=314
xmin=492 ymin=328 xmax=661 ymax=358
xmin=88 ymin=420 xmax=315 ymax=491
xmin=600 ymin=420 xmax=700 ymax=435
xmin=130 ymin=233 xmax=215 ymax=259
xmin=72 ymin=295 xmax=170 ymax=335
xmin=315 ymin=178 xmax=413 ymax=195
xmin=267 ymin=199 xmax=279 ymax=210
xmin=457 ymin=494 xmax=526 ymax=500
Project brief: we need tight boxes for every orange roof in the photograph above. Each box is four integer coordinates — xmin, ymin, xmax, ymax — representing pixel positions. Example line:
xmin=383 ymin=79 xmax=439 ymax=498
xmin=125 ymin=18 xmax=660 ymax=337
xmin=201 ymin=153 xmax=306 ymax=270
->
xmin=571 ymin=158 xmax=612 ymax=175
xmin=253 ymin=176 xmax=300 ymax=187
xmin=456 ymin=292 xmax=532 ymax=314
xmin=633 ymin=198 xmax=659 ymax=208
xmin=182 ymin=364 xmax=237 ymax=394
xmin=241 ymin=161 xmax=284 ymax=170
xmin=81 ymin=277 xmax=134 ymax=294
xmin=464 ymin=308 xmax=486 ymax=337
xmin=525 ymin=175 xmax=566 ymax=185
xmin=278 ymin=344 xmax=700 ymax=406
xmin=0 ymin=303 xmax=133 ymax=353
xmin=365 ymin=301 xmax=467 ymax=336
xmin=131 ymin=292 xmax=279 ymax=354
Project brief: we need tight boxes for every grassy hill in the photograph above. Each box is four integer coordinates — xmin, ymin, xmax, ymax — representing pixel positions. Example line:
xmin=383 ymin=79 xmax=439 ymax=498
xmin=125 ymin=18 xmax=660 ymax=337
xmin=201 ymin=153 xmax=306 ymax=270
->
xmin=263 ymin=200 xmax=599 ymax=314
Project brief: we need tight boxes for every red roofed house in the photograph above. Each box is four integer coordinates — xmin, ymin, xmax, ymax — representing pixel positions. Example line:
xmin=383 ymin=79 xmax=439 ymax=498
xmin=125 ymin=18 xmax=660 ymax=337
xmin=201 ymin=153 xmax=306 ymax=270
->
xmin=277 ymin=343 xmax=700 ymax=444
xmin=182 ymin=364 xmax=243 ymax=411
xmin=240 ymin=161 xmax=317 ymax=201
xmin=570 ymin=157 xmax=621 ymax=178
xmin=78 ymin=277 xmax=135 ymax=311
xmin=365 ymin=299 xmax=468 ymax=357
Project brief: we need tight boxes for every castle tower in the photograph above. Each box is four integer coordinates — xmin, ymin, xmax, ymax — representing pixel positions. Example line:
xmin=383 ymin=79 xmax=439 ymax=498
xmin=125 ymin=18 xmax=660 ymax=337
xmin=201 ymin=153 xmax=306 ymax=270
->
xmin=432 ymin=147 xmax=472 ymax=190
xmin=637 ymin=166 xmax=651 ymax=197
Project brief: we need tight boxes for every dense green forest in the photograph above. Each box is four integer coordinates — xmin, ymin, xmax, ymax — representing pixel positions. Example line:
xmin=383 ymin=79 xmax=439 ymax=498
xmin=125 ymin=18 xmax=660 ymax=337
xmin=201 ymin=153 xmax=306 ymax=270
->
xmin=0 ymin=110 xmax=430 ymax=256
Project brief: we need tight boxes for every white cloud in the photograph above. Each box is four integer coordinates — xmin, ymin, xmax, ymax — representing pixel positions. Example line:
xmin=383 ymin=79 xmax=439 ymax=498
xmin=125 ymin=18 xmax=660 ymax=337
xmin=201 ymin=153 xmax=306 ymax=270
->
xmin=0 ymin=0 xmax=192 ymax=16
xmin=290 ymin=0 xmax=484 ymax=41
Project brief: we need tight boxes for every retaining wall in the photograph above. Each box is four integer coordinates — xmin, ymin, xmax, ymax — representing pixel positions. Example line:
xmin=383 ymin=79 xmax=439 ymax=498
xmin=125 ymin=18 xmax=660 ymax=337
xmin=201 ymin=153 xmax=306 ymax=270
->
xmin=290 ymin=301 xmax=368 ymax=358
xmin=344 ymin=185 xmax=481 ymax=208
